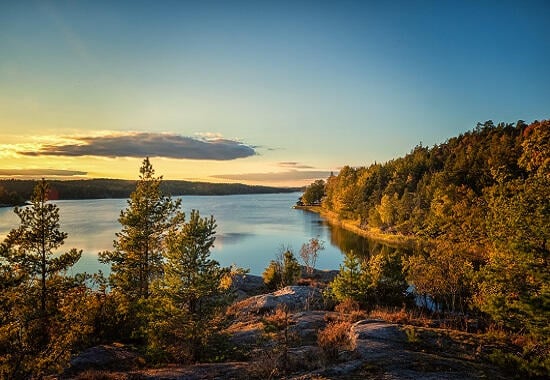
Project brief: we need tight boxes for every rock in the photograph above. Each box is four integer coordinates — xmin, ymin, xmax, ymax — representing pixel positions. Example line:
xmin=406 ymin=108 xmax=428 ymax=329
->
xmin=352 ymin=320 xmax=407 ymax=343
xmin=227 ymin=310 xmax=330 ymax=350
xmin=320 ymin=359 xmax=365 ymax=377
xmin=137 ymin=362 xmax=251 ymax=379
xmin=230 ymin=327 xmax=263 ymax=347
xmin=65 ymin=316 xmax=508 ymax=380
xmin=66 ymin=344 xmax=142 ymax=374
xmin=287 ymin=345 xmax=323 ymax=371
xmin=290 ymin=311 xmax=331 ymax=343
xmin=303 ymin=268 xmax=339 ymax=282
xmin=232 ymin=286 xmax=324 ymax=315
xmin=231 ymin=274 xmax=265 ymax=298
xmin=349 ymin=320 xmax=492 ymax=379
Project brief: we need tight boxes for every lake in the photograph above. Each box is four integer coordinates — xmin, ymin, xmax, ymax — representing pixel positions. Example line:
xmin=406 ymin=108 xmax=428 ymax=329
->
xmin=0 ymin=192 xmax=385 ymax=276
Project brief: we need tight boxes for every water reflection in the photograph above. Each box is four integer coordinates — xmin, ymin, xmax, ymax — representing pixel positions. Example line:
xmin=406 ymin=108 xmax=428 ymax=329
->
xmin=215 ymin=232 xmax=253 ymax=245
xmin=320 ymin=219 xmax=412 ymax=260
xmin=0 ymin=194 xmax=412 ymax=276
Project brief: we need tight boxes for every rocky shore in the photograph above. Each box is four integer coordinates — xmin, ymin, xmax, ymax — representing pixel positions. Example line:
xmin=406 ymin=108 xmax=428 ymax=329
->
xmin=61 ymin=275 xmax=509 ymax=380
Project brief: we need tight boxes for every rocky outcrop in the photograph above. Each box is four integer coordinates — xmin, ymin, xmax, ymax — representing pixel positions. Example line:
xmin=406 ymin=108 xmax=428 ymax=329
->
xmin=289 ymin=311 xmax=331 ymax=344
xmin=65 ymin=344 xmax=142 ymax=374
xmin=231 ymin=274 xmax=265 ymax=299
xmin=231 ymin=286 xmax=324 ymax=316
xmin=136 ymin=362 xmax=250 ymax=379
xmin=227 ymin=310 xmax=334 ymax=349
xmin=345 ymin=320 xmax=498 ymax=380
xmin=64 ymin=295 xmax=507 ymax=380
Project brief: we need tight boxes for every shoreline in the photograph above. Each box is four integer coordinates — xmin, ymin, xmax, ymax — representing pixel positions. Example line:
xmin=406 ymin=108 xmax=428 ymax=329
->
xmin=294 ymin=205 xmax=418 ymax=247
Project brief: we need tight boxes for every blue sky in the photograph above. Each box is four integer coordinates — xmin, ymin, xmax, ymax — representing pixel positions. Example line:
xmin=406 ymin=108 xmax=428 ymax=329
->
xmin=1 ymin=1 xmax=548 ymax=185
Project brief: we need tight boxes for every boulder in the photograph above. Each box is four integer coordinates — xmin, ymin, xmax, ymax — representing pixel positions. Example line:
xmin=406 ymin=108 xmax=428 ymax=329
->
xmin=351 ymin=319 xmax=407 ymax=343
xmin=232 ymin=286 xmax=324 ymax=315
xmin=290 ymin=311 xmax=331 ymax=343
xmin=67 ymin=344 xmax=142 ymax=374
xmin=231 ymin=274 xmax=265 ymax=298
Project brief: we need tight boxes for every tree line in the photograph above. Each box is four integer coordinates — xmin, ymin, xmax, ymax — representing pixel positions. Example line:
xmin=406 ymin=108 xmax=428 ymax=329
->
xmin=0 ymin=178 xmax=298 ymax=206
xmin=301 ymin=120 xmax=549 ymax=374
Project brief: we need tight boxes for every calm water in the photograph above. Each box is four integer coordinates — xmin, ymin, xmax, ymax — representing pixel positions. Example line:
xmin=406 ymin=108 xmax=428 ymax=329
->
xmin=0 ymin=192 xmax=384 ymax=275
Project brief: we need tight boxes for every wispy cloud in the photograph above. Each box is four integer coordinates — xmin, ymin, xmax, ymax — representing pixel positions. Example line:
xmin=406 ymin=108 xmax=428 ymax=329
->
xmin=0 ymin=169 xmax=87 ymax=177
xmin=212 ymin=170 xmax=331 ymax=182
xmin=17 ymin=132 xmax=257 ymax=160
xmin=278 ymin=161 xmax=315 ymax=169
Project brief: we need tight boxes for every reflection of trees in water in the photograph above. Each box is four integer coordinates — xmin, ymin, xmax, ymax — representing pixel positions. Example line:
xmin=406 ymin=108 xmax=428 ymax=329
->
xmin=299 ymin=210 xmax=326 ymax=238
xmin=326 ymin=223 xmax=370 ymax=256
xmin=326 ymin=222 xmax=412 ymax=259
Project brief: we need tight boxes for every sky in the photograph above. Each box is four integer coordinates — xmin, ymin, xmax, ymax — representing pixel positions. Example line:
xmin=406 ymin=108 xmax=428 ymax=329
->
xmin=1 ymin=0 xmax=549 ymax=186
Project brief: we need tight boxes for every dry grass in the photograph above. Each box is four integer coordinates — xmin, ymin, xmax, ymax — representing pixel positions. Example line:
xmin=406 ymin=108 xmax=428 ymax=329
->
xmin=483 ymin=324 xmax=509 ymax=341
xmin=317 ymin=321 xmax=353 ymax=362
xmin=367 ymin=306 xmax=434 ymax=327
xmin=248 ymin=349 xmax=281 ymax=379
xmin=331 ymin=298 xmax=367 ymax=322
xmin=71 ymin=370 xmax=133 ymax=380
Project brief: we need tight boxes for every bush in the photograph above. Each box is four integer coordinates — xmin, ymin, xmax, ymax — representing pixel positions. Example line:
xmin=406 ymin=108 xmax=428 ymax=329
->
xmin=334 ymin=298 xmax=366 ymax=322
xmin=489 ymin=349 xmax=550 ymax=379
xmin=262 ymin=249 xmax=301 ymax=290
xmin=317 ymin=321 xmax=353 ymax=362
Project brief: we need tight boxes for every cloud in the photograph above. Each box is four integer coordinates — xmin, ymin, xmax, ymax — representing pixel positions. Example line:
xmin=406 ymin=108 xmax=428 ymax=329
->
xmin=212 ymin=170 xmax=331 ymax=182
xmin=0 ymin=169 xmax=87 ymax=176
xmin=18 ymin=132 xmax=257 ymax=160
xmin=278 ymin=161 xmax=315 ymax=169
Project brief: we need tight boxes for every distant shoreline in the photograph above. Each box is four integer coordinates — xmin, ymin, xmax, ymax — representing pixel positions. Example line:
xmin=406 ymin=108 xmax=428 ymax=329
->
xmin=0 ymin=178 xmax=302 ymax=204
xmin=294 ymin=205 xmax=418 ymax=247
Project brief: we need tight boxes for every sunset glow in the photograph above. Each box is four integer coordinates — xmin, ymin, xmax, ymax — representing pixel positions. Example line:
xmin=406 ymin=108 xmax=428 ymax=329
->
xmin=1 ymin=1 xmax=548 ymax=186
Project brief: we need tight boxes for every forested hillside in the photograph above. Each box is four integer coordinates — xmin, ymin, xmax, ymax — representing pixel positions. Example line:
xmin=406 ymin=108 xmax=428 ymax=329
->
xmin=316 ymin=120 xmax=547 ymax=237
xmin=301 ymin=120 xmax=549 ymax=374
xmin=0 ymin=178 xmax=298 ymax=204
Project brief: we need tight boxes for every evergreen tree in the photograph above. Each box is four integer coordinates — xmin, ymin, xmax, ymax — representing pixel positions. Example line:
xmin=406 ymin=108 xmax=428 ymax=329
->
xmin=0 ymin=179 xmax=83 ymax=378
xmin=262 ymin=248 xmax=301 ymax=290
xmin=3 ymin=179 xmax=81 ymax=323
xmin=329 ymin=252 xmax=371 ymax=306
xmin=100 ymin=158 xmax=182 ymax=300
xmin=150 ymin=210 xmax=232 ymax=362
xmin=476 ymin=175 xmax=550 ymax=336
xmin=367 ymin=249 xmax=410 ymax=307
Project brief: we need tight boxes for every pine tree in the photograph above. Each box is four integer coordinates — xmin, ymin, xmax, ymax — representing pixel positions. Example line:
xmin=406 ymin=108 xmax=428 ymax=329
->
xmin=329 ymin=252 xmax=371 ymax=306
xmin=150 ymin=210 xmax=232 ymax=362
xmin=100 ymin=158 xmax=182 ymax=300
xmin=0 ymin=179 xmax=83 ymax=378
xmin=476 ymin=175 xmax=550 ymax=336
xmin=3 ymin=179 xmax=81 ymax=322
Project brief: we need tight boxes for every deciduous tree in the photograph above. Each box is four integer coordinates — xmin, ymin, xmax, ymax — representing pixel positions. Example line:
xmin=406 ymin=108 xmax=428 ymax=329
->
xmin=300 ymin=237 xmax=325 ymax=276
xmin=300 ymin=179 xmax=325 ymax=205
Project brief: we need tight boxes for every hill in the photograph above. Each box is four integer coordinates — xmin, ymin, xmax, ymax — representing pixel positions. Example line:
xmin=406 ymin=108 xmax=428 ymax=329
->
xmin=298 ymin=120 xmax=549 ymax=377
xmin=0 ymin=179 xmax=299 ymax=204
xmin=303 ymin=119 xmax=548 ymax=242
